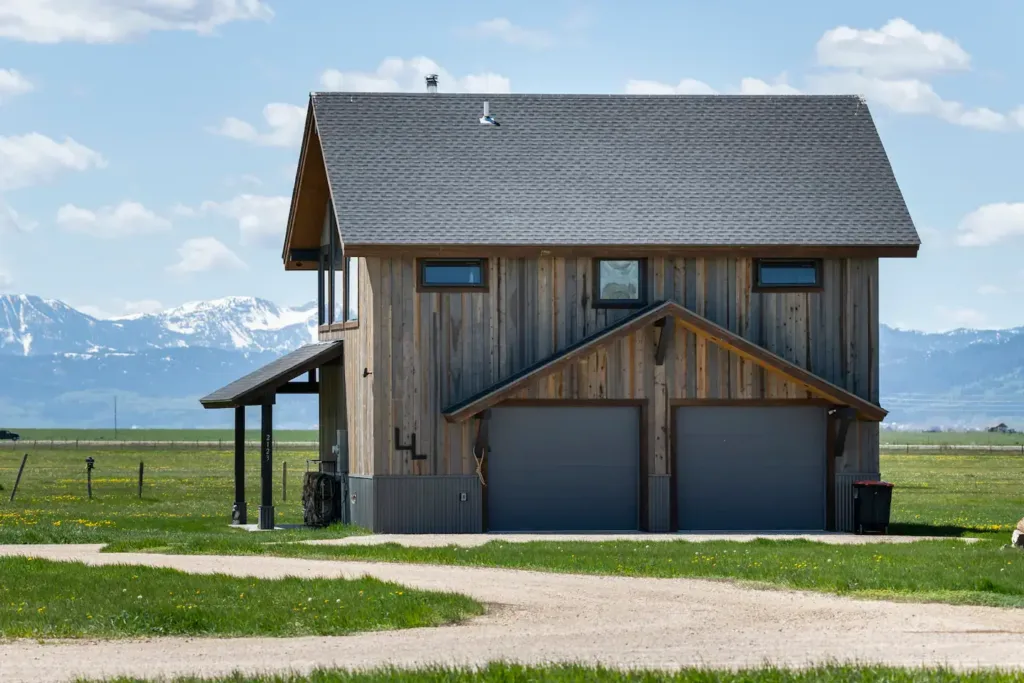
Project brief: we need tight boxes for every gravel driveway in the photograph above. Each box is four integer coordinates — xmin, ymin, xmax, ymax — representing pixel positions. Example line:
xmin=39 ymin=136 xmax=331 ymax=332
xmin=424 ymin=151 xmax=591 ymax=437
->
xmin=1 ymin=544 xmax=1022 ymax=682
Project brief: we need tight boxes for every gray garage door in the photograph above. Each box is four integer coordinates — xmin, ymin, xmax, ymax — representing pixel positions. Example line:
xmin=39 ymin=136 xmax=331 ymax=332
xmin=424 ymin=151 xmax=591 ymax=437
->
xmin=675 ymin=405 xmax=826 ymax=531
xmin=487 ymin=405 xmax=640 ymax=532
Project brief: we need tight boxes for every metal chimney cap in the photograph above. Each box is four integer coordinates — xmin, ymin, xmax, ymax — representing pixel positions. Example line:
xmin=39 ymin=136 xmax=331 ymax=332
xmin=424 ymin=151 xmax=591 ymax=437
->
xmin=425 ymin=74 xmax=438 ymax=92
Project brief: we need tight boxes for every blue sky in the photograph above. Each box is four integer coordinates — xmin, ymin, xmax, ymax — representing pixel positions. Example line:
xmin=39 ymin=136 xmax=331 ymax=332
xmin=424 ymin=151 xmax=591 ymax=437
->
xmin=1 ymin=1 xmax=1023 ymax=332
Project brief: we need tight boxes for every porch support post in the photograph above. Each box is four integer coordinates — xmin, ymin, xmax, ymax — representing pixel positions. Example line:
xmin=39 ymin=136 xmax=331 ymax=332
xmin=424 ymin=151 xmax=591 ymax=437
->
xmin=258 ymin=400 xmax=275 ymax=530
xmin=231 ymin=406 xmax=247 ymax=524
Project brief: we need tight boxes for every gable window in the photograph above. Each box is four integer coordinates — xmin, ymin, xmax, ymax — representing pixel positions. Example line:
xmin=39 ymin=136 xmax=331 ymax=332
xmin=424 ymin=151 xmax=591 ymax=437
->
xmin=753 ymin=259 xmax=822 ymax=291
xmin=593 ymin=258 xmax=646 ymax=308
xmin=417 ymin=258 xmax=488 ymax=292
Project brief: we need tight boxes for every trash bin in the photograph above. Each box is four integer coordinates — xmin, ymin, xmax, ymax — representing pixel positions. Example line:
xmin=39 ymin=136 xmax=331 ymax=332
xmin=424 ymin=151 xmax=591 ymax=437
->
xmin=852 ymin=480 xmax=894 ymax=534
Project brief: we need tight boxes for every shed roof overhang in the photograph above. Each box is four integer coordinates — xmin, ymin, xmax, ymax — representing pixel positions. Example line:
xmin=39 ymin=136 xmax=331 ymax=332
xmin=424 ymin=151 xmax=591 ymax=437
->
xmin=442 ymin=300 xmax=886 ymax=423
xmin=199 ymin=341 xmax=343 ymax=409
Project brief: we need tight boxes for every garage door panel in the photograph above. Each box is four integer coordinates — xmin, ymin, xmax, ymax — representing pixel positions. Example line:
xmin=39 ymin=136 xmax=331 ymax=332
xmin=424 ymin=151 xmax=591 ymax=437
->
xmin=675 ymin=405 xmax=826 ymax=531
xmin=488 ymin=405 xmax=640 ymax=532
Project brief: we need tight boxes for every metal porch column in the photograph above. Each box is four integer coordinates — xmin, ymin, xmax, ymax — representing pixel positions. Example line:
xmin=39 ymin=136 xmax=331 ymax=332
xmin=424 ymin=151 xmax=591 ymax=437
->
xmin=258 ymin=401 xmax=275 ymax=530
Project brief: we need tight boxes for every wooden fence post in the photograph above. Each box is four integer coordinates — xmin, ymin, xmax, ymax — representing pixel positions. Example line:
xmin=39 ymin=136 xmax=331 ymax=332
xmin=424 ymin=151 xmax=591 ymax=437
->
xmin=138 ymin=461 xmax=144 ymax=499
xmin=9 ymin=453 xmax=27 ymax=502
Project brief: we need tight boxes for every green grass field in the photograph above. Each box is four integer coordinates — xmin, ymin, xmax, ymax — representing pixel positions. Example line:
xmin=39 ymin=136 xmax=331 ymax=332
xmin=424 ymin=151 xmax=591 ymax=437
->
xmin=0 ymin=445 xmax=358 ymax=544
xmin=3 ymin=427 xmax=1022 ymax=446
xmin=0 ymin=557 xmax=481 ymax=639
xmin=880 ymin=430 xmax=1024 ymax=446
xmin=90 ymin=664 xmax=1023 ymax=683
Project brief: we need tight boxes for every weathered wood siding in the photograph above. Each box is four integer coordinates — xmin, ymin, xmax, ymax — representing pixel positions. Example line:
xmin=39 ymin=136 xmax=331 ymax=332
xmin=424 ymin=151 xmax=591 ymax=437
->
xmin=328 ymin=255 xmax=879 ymax=478
xmin=317 ymin=358 xmax=347 ymax=473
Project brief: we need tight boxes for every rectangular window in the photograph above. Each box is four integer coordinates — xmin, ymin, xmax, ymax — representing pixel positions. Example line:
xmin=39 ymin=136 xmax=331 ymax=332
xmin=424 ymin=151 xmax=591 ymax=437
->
xmin=753 ymin=259 xmax=822 ymax=291
xmin=417 ymin=258 xmax=488 ymax=291
xmin=593 ymin=258 xmax=646 ymax=308
xmin=345 ymin=256 xmax=359 ymax=321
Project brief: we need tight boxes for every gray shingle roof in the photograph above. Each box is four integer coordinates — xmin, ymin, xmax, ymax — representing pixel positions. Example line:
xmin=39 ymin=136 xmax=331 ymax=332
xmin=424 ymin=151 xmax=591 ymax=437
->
xmin=311 ymin=92 xmax=919 ymax=248
xmin=199 ymin=342 xmax=342 ymax=409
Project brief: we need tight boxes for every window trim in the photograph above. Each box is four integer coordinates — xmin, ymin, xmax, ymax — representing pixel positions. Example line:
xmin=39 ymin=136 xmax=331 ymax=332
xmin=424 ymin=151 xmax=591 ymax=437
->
xmin=592 ymin=258 xmax=648 ymax=309
xmin=416 ymin=258 xmax=490 ymax=293
xmin=752 ymin=258 xmax=824 ymax=293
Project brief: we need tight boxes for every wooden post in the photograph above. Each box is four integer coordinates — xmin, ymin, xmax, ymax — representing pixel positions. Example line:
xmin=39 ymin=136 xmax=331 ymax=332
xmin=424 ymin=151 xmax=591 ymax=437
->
xmin=138 ymin=461 xmax=144 ymax=499
xmin=9 ymin=453 xmax=27 ymax=503
xmin=282 ymin=461 xmax=287 ymax=501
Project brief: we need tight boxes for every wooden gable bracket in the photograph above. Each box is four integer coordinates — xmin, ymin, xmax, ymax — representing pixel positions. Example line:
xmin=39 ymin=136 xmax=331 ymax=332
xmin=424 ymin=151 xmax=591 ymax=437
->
xmin=830 ymin=407 xmax=857 ymax=459
xmin=653 ymin=317 xmax=671 ymax=366
xmin=394 ymin=427 xmax=427 ymax=460
xmin=472 ymin=410 xmax=490 ymax=487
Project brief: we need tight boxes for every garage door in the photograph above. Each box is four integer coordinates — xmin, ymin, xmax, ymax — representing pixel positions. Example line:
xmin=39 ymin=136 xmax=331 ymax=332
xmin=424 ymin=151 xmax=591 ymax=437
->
xmin=487 ymin=405 xmax=640 ymax=532
xmin=674 ymin=405 xmax=826 ymax=531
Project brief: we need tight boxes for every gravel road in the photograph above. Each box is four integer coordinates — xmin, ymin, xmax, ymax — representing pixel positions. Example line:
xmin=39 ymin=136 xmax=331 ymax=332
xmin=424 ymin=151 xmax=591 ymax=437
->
xmin=1 ymin=544 xmax=1022 ymax=682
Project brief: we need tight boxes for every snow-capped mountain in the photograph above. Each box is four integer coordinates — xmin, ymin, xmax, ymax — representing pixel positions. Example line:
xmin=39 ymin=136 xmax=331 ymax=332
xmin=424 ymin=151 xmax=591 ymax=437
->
xmin=0 ymin=294 xmax=317 ymax=357
xmin=1 ymin=295 xmax=1023 ymax=429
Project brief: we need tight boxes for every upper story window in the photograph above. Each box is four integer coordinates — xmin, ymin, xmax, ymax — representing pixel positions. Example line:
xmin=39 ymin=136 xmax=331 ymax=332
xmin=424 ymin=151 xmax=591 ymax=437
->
xmin=593 ymin=258 xmax=647 ymax=308
xmin=417 ymin=258 xmax=488 ymax=291
xmin=753 ymin=259 xmax=822 ymax=291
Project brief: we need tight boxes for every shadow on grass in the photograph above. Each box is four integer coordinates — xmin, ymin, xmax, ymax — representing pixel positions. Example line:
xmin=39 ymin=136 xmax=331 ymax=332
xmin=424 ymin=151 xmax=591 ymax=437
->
xmin=889 ymin=522 xmax=997 ymax=538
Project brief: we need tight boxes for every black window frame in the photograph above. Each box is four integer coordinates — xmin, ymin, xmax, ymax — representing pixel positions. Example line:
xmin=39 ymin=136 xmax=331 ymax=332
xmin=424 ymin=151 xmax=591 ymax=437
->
xmin=592 ymin=258 xmax=648 ymax=309
xmin=416 ymin=258 xmax=489 ymax=292
xmin=752 ymin=258 xmax=823 ymax=292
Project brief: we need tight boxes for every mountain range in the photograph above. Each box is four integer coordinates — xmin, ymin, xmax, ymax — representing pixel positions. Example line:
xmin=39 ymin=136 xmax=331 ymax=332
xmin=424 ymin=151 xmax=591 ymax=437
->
xmin=0 ymin=294 xmax=1021 ymax=430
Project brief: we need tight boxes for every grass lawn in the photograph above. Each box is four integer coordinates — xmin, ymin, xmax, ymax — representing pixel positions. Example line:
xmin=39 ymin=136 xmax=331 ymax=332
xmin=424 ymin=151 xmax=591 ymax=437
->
xmin=0 ymin=556 xmax=480 ymax=639
xmin=88 ymin=663 xmax=1024 ymax=682
xmin=0 ymin=446 xmax=362 ymax=545
xmin=104 ymin=454 xmax=1024 ymax=608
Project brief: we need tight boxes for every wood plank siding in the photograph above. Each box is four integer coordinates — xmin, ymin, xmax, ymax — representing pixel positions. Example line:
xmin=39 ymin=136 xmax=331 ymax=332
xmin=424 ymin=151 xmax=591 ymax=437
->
xmin=322 ymin=255 xmax=881 ymax=480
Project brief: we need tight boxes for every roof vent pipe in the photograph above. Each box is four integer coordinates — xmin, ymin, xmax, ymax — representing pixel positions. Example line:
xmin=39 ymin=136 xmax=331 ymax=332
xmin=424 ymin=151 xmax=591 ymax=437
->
xmin=425 ymin=74 xmax=438 ymax=93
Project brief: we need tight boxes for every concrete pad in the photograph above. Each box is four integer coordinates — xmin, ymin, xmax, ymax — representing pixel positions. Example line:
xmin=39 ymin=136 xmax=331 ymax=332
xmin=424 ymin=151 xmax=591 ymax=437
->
xmin=306 ymin=531 xmax=981 ymax=548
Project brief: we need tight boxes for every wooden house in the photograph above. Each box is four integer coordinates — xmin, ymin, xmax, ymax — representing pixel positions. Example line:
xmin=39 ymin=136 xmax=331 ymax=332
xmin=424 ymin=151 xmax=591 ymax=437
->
xmin=202 ymin=81 xmax=920 ymax=533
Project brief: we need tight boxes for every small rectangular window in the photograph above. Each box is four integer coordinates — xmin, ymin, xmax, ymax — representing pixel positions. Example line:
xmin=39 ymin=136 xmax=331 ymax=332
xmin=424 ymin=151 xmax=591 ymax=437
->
xmin=593 ymin=258 xmax=646 ymax=308
xmin=417 ymin=259 xmax=488 ymax=291
xmin=753 ymin=259 xmax=822 ymax=291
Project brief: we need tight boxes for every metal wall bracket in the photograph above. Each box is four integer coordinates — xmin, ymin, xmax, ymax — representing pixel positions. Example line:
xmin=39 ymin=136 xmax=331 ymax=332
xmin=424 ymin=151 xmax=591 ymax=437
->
xmin=395 ymin=427 xmax=427 ymax=460
xmin=830 ymin=407 xmax=857 ymax=459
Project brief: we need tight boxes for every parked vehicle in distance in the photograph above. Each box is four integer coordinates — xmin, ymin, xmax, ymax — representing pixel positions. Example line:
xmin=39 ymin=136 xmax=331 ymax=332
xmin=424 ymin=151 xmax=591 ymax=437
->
xmin=0 ymin=429 xmax=20 ymax=441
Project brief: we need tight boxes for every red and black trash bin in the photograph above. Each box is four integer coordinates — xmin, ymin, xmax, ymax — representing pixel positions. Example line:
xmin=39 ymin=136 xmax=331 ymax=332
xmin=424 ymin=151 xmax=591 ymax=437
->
xmin=852 ymin=480 xmax=894 ymax=535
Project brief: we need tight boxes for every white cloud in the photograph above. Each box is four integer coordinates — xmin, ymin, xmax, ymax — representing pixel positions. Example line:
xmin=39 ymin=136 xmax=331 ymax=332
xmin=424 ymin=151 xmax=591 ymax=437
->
xmin=625 ymin=78 xmax=717 ymax=95
xmin=212 ymin=102 xmax=305 ymax=147
xmin=0 ymin=267 xmax=12 ymax=292
xmin=0 ymin=0 xmax=273 ymax=44
xmin=935 ymin=306 xmax=987 ymax=330
xmin=738 ymin=76 xmax=801 ymax=95
xmin=956 ymin=203 xmax=1024 ymax=246
xmin=168 ymin=237 xmax=246 ymax=274
xmin=461 ymin=17 xmax=553 ymax=49
xmin=808 ymin=72 xmax=1009 ymax=131
xmin=625 ymin=75 xmax=800 ymax=96
xmin=977 ymin=285 xmax=1006 ymax=296
xmin=79 ymin=298 xmax=165 ymax=319
xmin=198 ymin=194 xmax=289 ymax=246
xmin=0 ymin=133 xmax=106 ymax=190
xmin=56 ymin=200 xmax=172 ymax=239
xmin=816 ymin=18 xmax=970 ymax=77
xmin=320 ymin=56 xmax=511 ymax=94
xmin=625 ymin=19 xmax=1021 ymax=132
xmin=0 ymin=68 xmax=32 ymax=102
xmin=0 ymin=198 xmax=36 ymax=233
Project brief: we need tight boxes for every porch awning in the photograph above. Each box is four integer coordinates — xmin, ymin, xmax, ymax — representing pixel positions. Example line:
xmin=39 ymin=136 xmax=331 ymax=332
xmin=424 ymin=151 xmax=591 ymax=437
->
xmin=199 ymin=341 xmax=343 ymax=409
